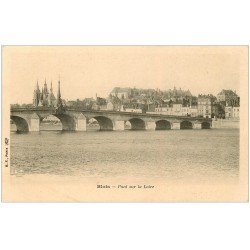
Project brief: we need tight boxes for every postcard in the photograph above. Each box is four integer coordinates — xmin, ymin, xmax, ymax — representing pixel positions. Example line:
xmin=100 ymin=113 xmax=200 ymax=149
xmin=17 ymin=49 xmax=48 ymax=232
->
xmin=2 ymin=46 xmax=248 ymax=202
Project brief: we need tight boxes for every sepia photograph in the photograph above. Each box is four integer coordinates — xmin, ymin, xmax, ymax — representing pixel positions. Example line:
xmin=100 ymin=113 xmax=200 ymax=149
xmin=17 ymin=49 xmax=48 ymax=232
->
xmin=2 ymin=45 xmax=248 ymax=202
xmin=1 ymin=1 xmax=250 ymax=250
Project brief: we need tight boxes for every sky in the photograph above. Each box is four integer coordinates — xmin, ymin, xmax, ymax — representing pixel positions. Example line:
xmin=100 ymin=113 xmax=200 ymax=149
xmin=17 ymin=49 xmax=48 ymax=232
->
xmin=3 ymin=46 xmax=245 ymax=104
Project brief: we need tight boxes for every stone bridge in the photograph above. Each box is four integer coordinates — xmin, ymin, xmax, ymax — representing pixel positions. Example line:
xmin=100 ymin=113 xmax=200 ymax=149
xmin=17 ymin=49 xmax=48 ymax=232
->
xmin=10 ymin=107 xmax=212 ymax=133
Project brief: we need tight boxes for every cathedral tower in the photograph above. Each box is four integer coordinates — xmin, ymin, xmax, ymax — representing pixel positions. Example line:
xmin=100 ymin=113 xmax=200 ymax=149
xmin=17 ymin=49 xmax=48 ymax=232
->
xmin=42 ymin=79 xmax=49 ymax=106
xmin=48 ymin=81 xmax=56 ymax=107
xmin=32 ymin=78 xmax=63 ymax=108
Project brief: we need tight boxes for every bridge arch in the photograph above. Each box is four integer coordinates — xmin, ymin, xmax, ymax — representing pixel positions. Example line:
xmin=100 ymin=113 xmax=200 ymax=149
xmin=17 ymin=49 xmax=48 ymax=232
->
xmin=201 ymin=121 xmax=211 ymax=129
xmin=180 ymin=120 xmax=193 ymax=129
xmin=127 ymin=118 xmax=146 ymax=130
xmin=93 ymin=116 xmax=113 ymax=131
xmin=54 ymin=114 xmax=77 ymax=131
xmin=39 ymin=115 xmax=62 ymax=130
xmin=11 ymin=115 xmax=29 ymax=133
xmin=155 ymin=120 xmax=171 ymax=130
xmin=39 ymin=114 xmax=78 ymax=131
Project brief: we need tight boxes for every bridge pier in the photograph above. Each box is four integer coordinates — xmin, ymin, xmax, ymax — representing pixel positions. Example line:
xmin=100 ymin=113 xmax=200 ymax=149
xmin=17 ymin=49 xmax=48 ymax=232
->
xmin=75 ymin=113 xmax=87 ymax=131
xmin=28 ymin=113 xmax=40 ymax=131
xmin=54 ymin=112 xmax=87 ymax=131
xmin=193 ymin=122 xmax=202 ymax=129
xmin=113 ymin=120 xmax=125 ymax=131
xmin=171 ymin=122 xmax=180 ymax=130
xmin=146 ymin=121 xmax=156 ymax=130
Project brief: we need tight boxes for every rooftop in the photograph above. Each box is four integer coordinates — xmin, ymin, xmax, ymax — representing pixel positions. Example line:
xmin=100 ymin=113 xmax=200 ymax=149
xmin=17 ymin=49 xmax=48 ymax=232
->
xmin=217 ymin=89 xmax=238 ymax=96
xmin=110 ymin=87 xmax=131 ymax=93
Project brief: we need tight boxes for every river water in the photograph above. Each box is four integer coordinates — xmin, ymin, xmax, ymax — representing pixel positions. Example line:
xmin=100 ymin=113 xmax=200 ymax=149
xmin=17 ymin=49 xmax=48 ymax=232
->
xmin=10 ymin=126 xmax=239 ymax=184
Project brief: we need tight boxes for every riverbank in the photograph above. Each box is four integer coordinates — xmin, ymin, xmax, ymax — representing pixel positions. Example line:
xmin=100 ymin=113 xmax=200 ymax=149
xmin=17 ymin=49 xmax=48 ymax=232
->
xmin=212 ymin=119 xmax=239 ymax=129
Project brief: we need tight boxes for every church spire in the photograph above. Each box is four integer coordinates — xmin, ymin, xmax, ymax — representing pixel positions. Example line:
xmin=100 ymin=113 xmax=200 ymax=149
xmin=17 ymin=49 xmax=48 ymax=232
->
xmin=36 ymin=80 xmax=39 ymax=90
xmin=56 ymin=79 xmax=63 ymax=107
xmin=33 ymin=80 xmax=40 ymax=106
xmin=44 ymin=78 xmax=48 ymax=93
xmin=57 ymin=79 xmax=61 ymax=99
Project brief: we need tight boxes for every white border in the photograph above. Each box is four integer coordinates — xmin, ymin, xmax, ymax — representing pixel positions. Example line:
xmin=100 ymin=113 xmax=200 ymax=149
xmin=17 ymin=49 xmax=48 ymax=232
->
xmin=1 ymin=1 xmax=249 ymax=250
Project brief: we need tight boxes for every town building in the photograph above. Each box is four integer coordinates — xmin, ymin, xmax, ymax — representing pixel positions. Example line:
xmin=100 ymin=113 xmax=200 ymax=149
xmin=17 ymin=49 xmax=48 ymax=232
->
xmin=110 ymin=87 xmax=131 ymax=99
xmin=105 ymin=93 xmax=125 ymax=111
xmin=225 ymin=106 xmax=233 ymax=119
xmin=233 ymin=107 xmax=240 ymax=119
xmin=212 ymin=102 xmax=225 ymax=118
xmin=217 ymin=89 xmax=239 ymax=106
xmin=172 ymin=104 xmax=182 ymax=116
xmin=107 ymin=101 xmax=114 ymax=110
xmin=189 ymin=106 xmax=198 ymax=117
xmin=42 ymin=115 xmax=60 ymax=123
xmin=154 ymin=106 xmax=169 ymax=114
xmin=216 ymin=90 xmax=240 ymax=119
xmin=106 ymin=100 xmax=124 ymax=111
xmin=125 ymin=108 xmax=142 ymax=113
xmin=225 ymin=106 xmax=240 ymax=120
xmin=147 ymin=101 xmax=156 ymax=112
xmin=197 ymin=94 xmax=216 ymax=118
xmin=163 ymin=87 xmax=192 ymax=103
xmin=154 ymin=104 xmax=198 ymax=117
xmin=91 ymin=102 xmax=100 ymax=110
xmin=90 ymin=95 xmax=108 ymax=110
